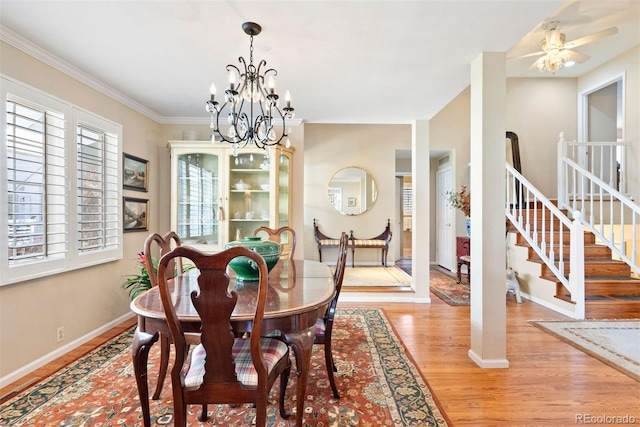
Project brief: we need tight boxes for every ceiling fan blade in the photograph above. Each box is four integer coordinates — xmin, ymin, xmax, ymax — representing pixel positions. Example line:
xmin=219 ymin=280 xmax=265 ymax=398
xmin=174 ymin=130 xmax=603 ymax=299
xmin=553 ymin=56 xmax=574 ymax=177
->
xmin=565 ymin=50 xmax=590 ymax=64
xmin=565 ymin=26 xmax=618 ymax=49
xmin=510 ymin=50 xmax=545 ymax=60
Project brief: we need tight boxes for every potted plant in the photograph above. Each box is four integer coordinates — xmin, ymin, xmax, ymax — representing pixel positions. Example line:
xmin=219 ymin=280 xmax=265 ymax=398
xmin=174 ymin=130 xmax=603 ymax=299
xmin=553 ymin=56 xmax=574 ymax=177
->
xmin=122 ymin=252 xmax=194 ymax=300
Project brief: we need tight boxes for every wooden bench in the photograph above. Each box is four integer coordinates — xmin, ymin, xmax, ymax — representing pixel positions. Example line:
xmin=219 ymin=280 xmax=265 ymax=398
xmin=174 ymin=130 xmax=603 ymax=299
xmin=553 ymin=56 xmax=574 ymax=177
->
xmin=313 ymin=218 xmax=392 ymax=268
xmin=313 ymin=219 xmax=343 ymax=263
xmin=348 ymin=219 xmax=392 ymax=268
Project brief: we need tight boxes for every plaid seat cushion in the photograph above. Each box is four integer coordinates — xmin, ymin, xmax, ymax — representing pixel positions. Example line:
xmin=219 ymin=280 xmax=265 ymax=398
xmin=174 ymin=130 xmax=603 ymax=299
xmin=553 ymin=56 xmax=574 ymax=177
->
xmin=319 ymin=239 xmax=340 ymax=246
xmin=185 ymin=338 xmax=289 ymax=387
xmin=459 ymin=255 xmax=471 ymax=263
xmin=353 ymin=239 xmax=386 ymax=247
xmin=315 ymin=317 xmax=326 ymax=334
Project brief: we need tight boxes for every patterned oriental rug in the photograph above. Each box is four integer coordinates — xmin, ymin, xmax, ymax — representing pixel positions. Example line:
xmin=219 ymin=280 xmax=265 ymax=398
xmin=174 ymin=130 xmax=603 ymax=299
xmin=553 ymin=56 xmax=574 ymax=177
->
xmin=530 ymin=319 xmax=640 ymax=382
xmin=0 ymin=308 xmax=450 ymax=426
xmin=396 ymin=263 xmax=470 ymax=306
xmin=428 ymin=267 xmax=470 ymax=306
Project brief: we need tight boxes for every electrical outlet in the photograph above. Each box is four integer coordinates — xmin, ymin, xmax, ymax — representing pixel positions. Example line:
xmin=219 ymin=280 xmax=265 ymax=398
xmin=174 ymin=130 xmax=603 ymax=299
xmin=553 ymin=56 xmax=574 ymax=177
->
xmin=56 ymin=327 xmax=64 ymax=343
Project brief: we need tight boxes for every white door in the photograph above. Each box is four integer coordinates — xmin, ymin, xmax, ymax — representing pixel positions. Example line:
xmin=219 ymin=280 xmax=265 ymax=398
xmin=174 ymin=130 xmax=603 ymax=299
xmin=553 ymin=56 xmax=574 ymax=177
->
xmin=436 ymin=168 xmax=454 ymax=271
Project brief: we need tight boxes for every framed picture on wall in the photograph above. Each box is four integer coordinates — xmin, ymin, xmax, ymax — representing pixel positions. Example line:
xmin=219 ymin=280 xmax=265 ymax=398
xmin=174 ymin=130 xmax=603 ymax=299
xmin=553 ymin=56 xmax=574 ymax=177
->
xmin=123 ymin=197 xmax=149 ymax=232
xmin=123 ymin=153 xmax=149 ymax=191
xmin=347 ymin=197 xmax=357 ymax=207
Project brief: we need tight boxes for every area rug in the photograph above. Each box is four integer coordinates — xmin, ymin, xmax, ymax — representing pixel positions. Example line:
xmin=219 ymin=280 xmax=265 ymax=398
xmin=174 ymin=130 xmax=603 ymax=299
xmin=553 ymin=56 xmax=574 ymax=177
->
xmin=430 ymin=267 xmax=470 ymax=306
xmin=0 ymin=308 xmax=449 ymax=426
xmin=342 ymin=266 xmax=411 ymax=287
xmin=530 ymin=319 xmax=640 ymax=382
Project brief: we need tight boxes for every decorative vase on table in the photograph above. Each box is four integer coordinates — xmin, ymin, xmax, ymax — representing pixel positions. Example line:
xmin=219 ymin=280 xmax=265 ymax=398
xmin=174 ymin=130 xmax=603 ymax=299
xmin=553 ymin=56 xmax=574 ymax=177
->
xmin=466 ymin=216 xmax=471 ymax=237
xmin=225 ymin=237 xmax=281 ymax=281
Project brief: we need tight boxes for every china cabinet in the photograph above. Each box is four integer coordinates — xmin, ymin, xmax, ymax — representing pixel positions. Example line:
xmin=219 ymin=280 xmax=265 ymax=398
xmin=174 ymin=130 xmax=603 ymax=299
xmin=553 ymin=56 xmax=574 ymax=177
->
xmin=168 ymin=141 xmax=293 ymax=252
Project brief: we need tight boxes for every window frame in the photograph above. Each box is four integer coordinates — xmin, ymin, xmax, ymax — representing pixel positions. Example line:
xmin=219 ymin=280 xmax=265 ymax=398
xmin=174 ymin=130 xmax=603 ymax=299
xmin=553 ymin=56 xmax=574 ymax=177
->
xmin=1 ymin=76 xmax=123 ymax=285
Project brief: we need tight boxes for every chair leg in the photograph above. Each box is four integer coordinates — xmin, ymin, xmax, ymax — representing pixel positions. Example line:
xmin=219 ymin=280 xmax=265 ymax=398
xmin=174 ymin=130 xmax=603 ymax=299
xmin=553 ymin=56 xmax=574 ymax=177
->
xmin=456 ymin=260 xmax=462 ymax=284
xmin=324 ymin=336 xmax=340 ymax=398
xmin=152 ymin=334 xmax=170 ymax=400
xmin=173 ymin=393 xmax=187 ymax=427
xmin=255 ymin=397 xmax=268 ymax=427
xmin=197 ymin=404 xmax=208 ymax=421
xmin=278 ymin=360 xmax=292 ymax=419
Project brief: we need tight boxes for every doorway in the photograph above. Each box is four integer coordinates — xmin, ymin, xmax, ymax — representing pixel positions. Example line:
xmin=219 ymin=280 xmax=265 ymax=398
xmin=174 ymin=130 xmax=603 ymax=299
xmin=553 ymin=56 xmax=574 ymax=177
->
xmin=579 ymin=74 xmax=624 ymax=191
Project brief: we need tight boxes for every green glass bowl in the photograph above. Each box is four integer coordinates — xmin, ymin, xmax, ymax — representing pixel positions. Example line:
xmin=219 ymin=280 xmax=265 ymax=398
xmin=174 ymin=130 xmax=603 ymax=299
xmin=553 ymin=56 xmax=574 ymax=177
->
xmin=225 ymin=237 xmax=281 ymax=281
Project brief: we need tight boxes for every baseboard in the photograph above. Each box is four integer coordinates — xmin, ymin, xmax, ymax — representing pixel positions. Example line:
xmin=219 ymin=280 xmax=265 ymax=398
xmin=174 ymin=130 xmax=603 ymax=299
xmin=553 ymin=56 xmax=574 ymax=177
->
xmin=468 ymin=349 xmax=510 ymax=368
xmin=339 ymin=293 xmax=418 ymax=303
xmin=0 ymin=312 xmax=135 ymax=389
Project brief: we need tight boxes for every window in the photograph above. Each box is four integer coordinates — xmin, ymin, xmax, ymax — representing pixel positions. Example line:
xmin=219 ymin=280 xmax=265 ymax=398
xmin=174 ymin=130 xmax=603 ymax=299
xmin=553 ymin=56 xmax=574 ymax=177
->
xmin=1 ymin=77 xmax=123 ymax=285
xmin=403 ymin=185 xmax=413 ymax=212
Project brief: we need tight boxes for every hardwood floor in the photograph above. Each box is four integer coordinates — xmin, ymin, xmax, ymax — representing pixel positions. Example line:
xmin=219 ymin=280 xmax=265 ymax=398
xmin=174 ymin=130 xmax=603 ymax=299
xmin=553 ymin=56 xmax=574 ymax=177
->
xmin=2 ymin=296 xmax=639 ymax=425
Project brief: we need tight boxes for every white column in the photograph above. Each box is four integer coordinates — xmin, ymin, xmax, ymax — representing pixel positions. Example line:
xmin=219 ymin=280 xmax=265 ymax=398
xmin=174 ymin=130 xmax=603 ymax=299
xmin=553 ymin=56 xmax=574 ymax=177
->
xmin=412 ymin=119 xmax=431 ymax=302
xmin=468 ymin=52 xmax=508 ymax=368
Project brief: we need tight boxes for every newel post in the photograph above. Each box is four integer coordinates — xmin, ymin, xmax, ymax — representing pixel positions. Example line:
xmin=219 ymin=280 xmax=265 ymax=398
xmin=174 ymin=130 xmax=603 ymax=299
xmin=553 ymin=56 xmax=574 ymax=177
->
xmin=557 ymin=131 xmax=567 ymax=209
xmin=569 ymin=210 xmax=585 ymax=319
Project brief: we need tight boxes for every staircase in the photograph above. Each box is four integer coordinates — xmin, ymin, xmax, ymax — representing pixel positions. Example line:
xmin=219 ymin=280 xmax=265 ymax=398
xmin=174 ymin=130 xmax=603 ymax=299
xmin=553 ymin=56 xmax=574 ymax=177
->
xmin=507 ymin=208 xmax=640 ymax=319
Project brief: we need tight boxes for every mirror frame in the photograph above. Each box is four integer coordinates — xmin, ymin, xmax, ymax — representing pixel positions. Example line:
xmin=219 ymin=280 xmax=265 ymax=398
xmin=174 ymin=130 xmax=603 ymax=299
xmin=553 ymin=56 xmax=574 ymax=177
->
xmin=327 ymin=166 xmax=378 ymax=216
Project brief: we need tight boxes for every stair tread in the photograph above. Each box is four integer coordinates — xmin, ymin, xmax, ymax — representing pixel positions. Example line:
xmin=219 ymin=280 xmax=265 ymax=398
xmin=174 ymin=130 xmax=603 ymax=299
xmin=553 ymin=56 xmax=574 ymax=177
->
xmin=540 ymin=275 xmax=640 ymax=285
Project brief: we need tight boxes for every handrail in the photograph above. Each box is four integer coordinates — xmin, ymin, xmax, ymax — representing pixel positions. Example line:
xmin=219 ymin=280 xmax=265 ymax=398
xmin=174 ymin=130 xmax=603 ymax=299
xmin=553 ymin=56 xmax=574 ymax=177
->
xmin=559 ymin=156 xmax=639 ymax=276
xmin=506 ymin=163 xmax=585 ymax=318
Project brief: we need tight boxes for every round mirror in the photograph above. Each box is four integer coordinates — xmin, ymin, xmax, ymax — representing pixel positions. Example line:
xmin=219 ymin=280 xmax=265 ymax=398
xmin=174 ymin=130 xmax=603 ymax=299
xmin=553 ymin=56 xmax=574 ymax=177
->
xmin=327 ymin=167 xmax=377 ymax=215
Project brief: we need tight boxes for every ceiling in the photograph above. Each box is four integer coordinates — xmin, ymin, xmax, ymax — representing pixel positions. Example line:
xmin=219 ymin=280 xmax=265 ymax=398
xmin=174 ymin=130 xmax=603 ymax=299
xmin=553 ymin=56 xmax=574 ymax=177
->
xmin=1 ymin=1 xmax=638 ymax=125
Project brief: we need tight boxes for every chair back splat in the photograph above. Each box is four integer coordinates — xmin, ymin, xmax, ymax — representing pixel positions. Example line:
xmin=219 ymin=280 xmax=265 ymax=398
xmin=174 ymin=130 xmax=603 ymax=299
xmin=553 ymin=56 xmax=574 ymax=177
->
xmin=253 ymin=226 xmax=297 ymax=260
xmin=157 ymin=245 xmax=291 ymax=426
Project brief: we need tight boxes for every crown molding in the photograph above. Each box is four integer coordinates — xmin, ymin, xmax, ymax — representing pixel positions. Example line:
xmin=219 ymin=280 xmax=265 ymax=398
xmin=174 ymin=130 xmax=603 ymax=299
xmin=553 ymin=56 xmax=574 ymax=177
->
xmin=1 ymin=25 xmax=162 ymax=123
xmin=1 ymin=26 xmax=306 ymax=127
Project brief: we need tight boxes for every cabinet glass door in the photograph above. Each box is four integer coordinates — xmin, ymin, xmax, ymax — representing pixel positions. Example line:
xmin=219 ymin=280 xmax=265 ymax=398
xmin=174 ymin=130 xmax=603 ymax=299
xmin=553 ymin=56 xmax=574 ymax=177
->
xmin=228 ymin=152 xmax=271 ymax=241
xmin=278 ymin=153 xmax=290 ymax=229
xmin=176 ymin=153 xmax=220 ymax=246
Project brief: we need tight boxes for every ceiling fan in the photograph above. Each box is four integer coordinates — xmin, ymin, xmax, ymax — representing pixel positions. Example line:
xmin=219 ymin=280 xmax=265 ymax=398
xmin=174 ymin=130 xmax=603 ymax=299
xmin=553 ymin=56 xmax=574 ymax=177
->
xmin=514 ymin=21 xmax=618 ymax=74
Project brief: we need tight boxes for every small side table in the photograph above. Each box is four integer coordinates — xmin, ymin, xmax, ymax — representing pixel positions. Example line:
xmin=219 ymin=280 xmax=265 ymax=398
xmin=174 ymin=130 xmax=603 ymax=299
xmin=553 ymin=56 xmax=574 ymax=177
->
xmin=456 ymin=237 xmax=470 ymax=284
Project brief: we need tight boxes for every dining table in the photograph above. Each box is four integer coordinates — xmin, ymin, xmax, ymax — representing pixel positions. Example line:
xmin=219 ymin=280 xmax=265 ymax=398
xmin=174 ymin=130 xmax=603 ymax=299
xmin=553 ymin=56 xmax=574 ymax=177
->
xmin=130 ymin=258 xmax=335 ymax=427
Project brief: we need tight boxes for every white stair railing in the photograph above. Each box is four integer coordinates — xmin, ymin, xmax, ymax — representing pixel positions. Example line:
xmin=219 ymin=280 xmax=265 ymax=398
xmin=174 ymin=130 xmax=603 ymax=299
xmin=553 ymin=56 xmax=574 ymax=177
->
xmin=557 ymin=133 xmax=639 ymax=276
xmin=506 ymin=164 xmax=586 ymax=319
xmin=559 ymin=133 xmax=630 ymax=196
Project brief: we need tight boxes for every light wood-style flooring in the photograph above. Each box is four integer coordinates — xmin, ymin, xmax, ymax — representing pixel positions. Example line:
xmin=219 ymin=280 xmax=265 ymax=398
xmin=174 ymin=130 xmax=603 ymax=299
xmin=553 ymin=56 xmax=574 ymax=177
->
xmin=2 ymin=293 xmax=639 ymax=425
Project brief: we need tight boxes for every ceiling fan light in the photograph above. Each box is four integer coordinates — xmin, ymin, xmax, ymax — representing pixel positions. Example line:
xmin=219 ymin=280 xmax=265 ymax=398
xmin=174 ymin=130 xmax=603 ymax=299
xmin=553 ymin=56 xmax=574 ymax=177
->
xmin=564 ymin=60 xmax=576 ymax=67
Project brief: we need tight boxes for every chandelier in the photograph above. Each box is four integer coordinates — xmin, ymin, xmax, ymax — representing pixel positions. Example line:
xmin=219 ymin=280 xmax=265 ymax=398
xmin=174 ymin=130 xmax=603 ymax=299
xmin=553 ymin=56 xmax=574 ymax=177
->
xmin=535 ymin=49 xmax=573 ymax=73
xmin=205 ymin=22 xmax=294 ymax=160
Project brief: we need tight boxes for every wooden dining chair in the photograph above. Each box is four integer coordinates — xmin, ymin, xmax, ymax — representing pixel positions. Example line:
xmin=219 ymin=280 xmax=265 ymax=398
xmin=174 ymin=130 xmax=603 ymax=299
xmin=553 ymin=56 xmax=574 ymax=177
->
xmin=315 ymin=231 xmax=349 ymax=398
xmin=253 ymin=226 xmax=297 ymax=260
xmin=156 ymin=245 xmax=292 ymax=426
xmin=143 ymin=231 xmax=184 ymax=400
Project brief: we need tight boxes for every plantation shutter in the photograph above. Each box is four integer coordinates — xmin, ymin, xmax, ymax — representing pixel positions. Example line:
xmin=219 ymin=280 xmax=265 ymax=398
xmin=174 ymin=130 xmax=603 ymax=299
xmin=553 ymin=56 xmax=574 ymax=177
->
xmin=6 ymin=98 xmax=67 ymax=265
xmin=76 ymin=120 xmax=120 ymax=254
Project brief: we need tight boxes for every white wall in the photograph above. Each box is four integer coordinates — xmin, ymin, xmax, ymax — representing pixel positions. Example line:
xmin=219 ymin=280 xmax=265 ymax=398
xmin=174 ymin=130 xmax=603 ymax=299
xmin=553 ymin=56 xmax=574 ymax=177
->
xmin=303 ymin=124 xmax=411 ymax=265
